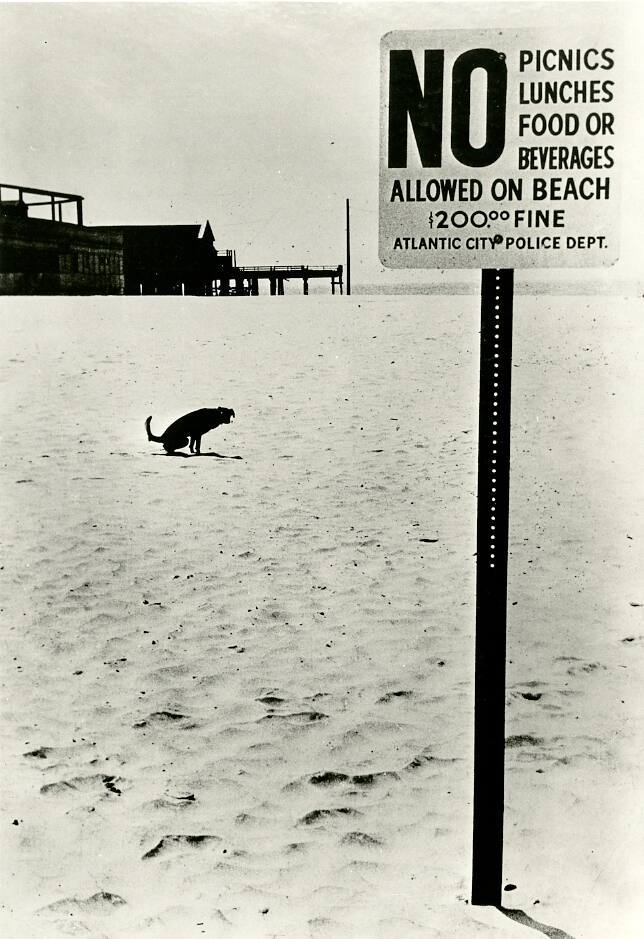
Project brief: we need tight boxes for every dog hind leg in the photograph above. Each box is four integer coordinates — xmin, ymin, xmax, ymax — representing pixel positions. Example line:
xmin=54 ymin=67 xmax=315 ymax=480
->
xmin=163 ymin=435 xmax=189 ymax=453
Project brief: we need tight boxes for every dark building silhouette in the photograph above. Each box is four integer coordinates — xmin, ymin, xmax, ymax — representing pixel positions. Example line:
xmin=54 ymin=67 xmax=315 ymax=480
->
xmin=91 ymin=222 xmax=233 ymax=296
xmin=0 ymin=185 xmax=123 ymax=295
xmin=1 ymin=182 xmax=343 ymax=296
xmin=0 ymin=183 xmax=230 ymax=296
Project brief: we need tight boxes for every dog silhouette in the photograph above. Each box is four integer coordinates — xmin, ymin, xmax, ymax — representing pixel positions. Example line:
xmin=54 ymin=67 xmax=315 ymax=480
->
xmin=146 ymin=408 xmax=235 ymax=454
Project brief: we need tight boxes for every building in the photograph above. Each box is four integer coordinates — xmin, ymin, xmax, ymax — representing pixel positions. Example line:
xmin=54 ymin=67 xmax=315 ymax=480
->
xmin=0 ymin=183 xmax=232 ymax=296
xmin=91 ymin=222 xmax=234 ymax=296
xmin=0 ymin=184 xmax=124 ymax=295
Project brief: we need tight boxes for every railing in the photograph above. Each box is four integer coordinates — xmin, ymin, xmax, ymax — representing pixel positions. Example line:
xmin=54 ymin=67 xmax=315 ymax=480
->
xmin=0 ymin=183 xmax=84 ymax=225
xmin=237 ymin=264 xmax=341 ymax=274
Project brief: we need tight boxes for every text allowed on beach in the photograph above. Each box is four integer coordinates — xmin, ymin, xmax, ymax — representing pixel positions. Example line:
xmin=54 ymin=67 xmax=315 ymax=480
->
xmin=379 ymin=28 xmax=620 ymax=268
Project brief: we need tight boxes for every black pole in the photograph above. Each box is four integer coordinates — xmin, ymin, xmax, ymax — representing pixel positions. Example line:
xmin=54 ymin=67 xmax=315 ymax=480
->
xmin=471 ymin=268 xmax=514 ymax=906
xmin=346 ymin=198 xmax=351 ymax=296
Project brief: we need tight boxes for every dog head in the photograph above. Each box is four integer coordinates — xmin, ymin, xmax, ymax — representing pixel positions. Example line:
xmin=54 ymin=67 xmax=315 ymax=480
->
xmin=209 ymin=407 xmax=235 ymax=428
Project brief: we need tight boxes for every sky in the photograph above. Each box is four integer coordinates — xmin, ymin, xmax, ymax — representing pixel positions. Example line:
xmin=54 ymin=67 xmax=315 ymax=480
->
xmin=1 ymin=1 xmax=642 ymax=289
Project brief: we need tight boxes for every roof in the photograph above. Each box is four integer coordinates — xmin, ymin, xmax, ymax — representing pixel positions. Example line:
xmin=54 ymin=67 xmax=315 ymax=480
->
xmin=92 ymin=221 xmax=214 ymax=242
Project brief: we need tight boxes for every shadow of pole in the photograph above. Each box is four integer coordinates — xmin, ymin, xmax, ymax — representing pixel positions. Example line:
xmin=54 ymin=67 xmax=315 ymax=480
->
xmin=498 ymin=906 xmax=576 ymax=939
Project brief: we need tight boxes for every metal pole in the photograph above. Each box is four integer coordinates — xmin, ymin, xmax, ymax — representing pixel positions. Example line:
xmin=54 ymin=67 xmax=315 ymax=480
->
xmin=471 ymin=268 xmax=514 ymax=907
xmin=346 ymin=198 xmax=351 ymax=296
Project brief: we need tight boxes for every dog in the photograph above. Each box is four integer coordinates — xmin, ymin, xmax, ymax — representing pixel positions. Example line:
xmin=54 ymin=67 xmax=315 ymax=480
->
xmin=146 ymin=407 xmax=235 ymax=454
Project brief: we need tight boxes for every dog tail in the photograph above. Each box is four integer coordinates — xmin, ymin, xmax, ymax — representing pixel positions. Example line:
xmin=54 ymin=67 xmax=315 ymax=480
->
xmin=145 ymin=416 xmax=163 ymax=443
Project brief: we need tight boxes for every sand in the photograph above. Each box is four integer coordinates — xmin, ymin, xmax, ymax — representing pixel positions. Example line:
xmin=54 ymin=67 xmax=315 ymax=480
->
xmin=0 ymin=294 xmax=642 ymax=938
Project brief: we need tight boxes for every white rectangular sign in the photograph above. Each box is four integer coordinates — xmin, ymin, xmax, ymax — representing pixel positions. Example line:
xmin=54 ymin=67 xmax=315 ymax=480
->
xmin=380 ymin=28 xmax=620 ymax=268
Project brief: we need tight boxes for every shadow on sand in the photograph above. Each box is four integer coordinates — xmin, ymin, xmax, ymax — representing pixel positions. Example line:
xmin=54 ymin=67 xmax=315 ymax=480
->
xmin=152 ymin=452 xmax=243 ymax=460
xmin=498 ymin=907 xmax=576 ymax=939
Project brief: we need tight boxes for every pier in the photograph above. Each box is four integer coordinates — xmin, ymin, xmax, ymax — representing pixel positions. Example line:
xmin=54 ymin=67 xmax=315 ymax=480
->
xmin=217 ymin=264 xmax=344 ymax=296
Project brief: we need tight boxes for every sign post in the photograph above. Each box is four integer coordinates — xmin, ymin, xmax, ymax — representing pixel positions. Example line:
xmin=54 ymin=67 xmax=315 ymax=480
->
xmin=380 ymin=22 xmax=619 ymax=907
xmin=472 ymin=267 xmax=513 ymax=905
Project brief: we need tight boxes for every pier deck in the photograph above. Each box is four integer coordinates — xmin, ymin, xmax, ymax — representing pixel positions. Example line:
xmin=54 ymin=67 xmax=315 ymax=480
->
xmin=219 ymin=264 xmax=343 ymax=295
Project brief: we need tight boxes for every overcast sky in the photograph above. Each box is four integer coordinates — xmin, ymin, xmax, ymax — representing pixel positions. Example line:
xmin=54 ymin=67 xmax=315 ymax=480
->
xmin=1 ymin=1 xmax=642 ymax=287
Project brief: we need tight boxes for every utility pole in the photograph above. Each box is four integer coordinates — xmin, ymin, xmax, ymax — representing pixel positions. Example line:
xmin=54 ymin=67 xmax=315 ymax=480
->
xmin=346 ymin=198 xmax=351 ymax=296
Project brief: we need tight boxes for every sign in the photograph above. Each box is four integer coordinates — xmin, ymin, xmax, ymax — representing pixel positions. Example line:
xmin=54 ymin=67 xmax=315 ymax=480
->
xmin=380 ymin=28 xmax=620 ymax=268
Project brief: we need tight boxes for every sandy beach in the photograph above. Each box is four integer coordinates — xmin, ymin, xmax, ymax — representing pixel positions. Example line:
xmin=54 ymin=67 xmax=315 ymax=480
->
xmin=0 ymin=294 xmax=642 ymax=938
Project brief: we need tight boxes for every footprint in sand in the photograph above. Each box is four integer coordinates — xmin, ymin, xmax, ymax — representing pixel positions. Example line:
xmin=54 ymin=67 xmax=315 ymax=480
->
xmin=350 ymin=771 xmax=400 ymax=787
xmin=133 ymin=710 xmax=189 ymax=728
xmin=404 ymin=750 xmax=457 ymax=772
xmin=508 ymin=688 xmax=544 ymax=702
xmin=340 ymin=831 xmax=383 ymax=847
xmin=40 ymin=773 xmax=124 ymax=797
xmin=377 ymin=690 xmax=414 ymax=703
xmin=505 ymin=734 xmax=545 ymax=750
xmin=565 ymin=661 xmax=607 ymax=676
xmin=142 ymin=834 xmax=222 ymax=859
xmin=39 ymin=891 xmax=126 ymax=914
xmin=145 ymin=792 xmax=196 ymax=811
xmin=23 ymin=743 xmax=96 ymax=762
xmin=298 ymin=808 xmax=362 ymax=826
xmin=306 ymin=769 xmax=400 ymax=788
xmin=259 ymin=710 xmax=328 ymax=724
xmin=554 ymin=657 xmax=607 ymax=677
xmin=309 ymin=771 xmax=350 ymax=786
xmin=256 ymin=695 xmax=286 ymax=706
xmin=285 ymin=842 xmax=310 ymax=854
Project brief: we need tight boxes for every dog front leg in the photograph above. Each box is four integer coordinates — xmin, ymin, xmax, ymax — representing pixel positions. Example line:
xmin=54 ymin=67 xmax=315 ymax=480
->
xmin=194 ymin=435 xmax=202 ymax=455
